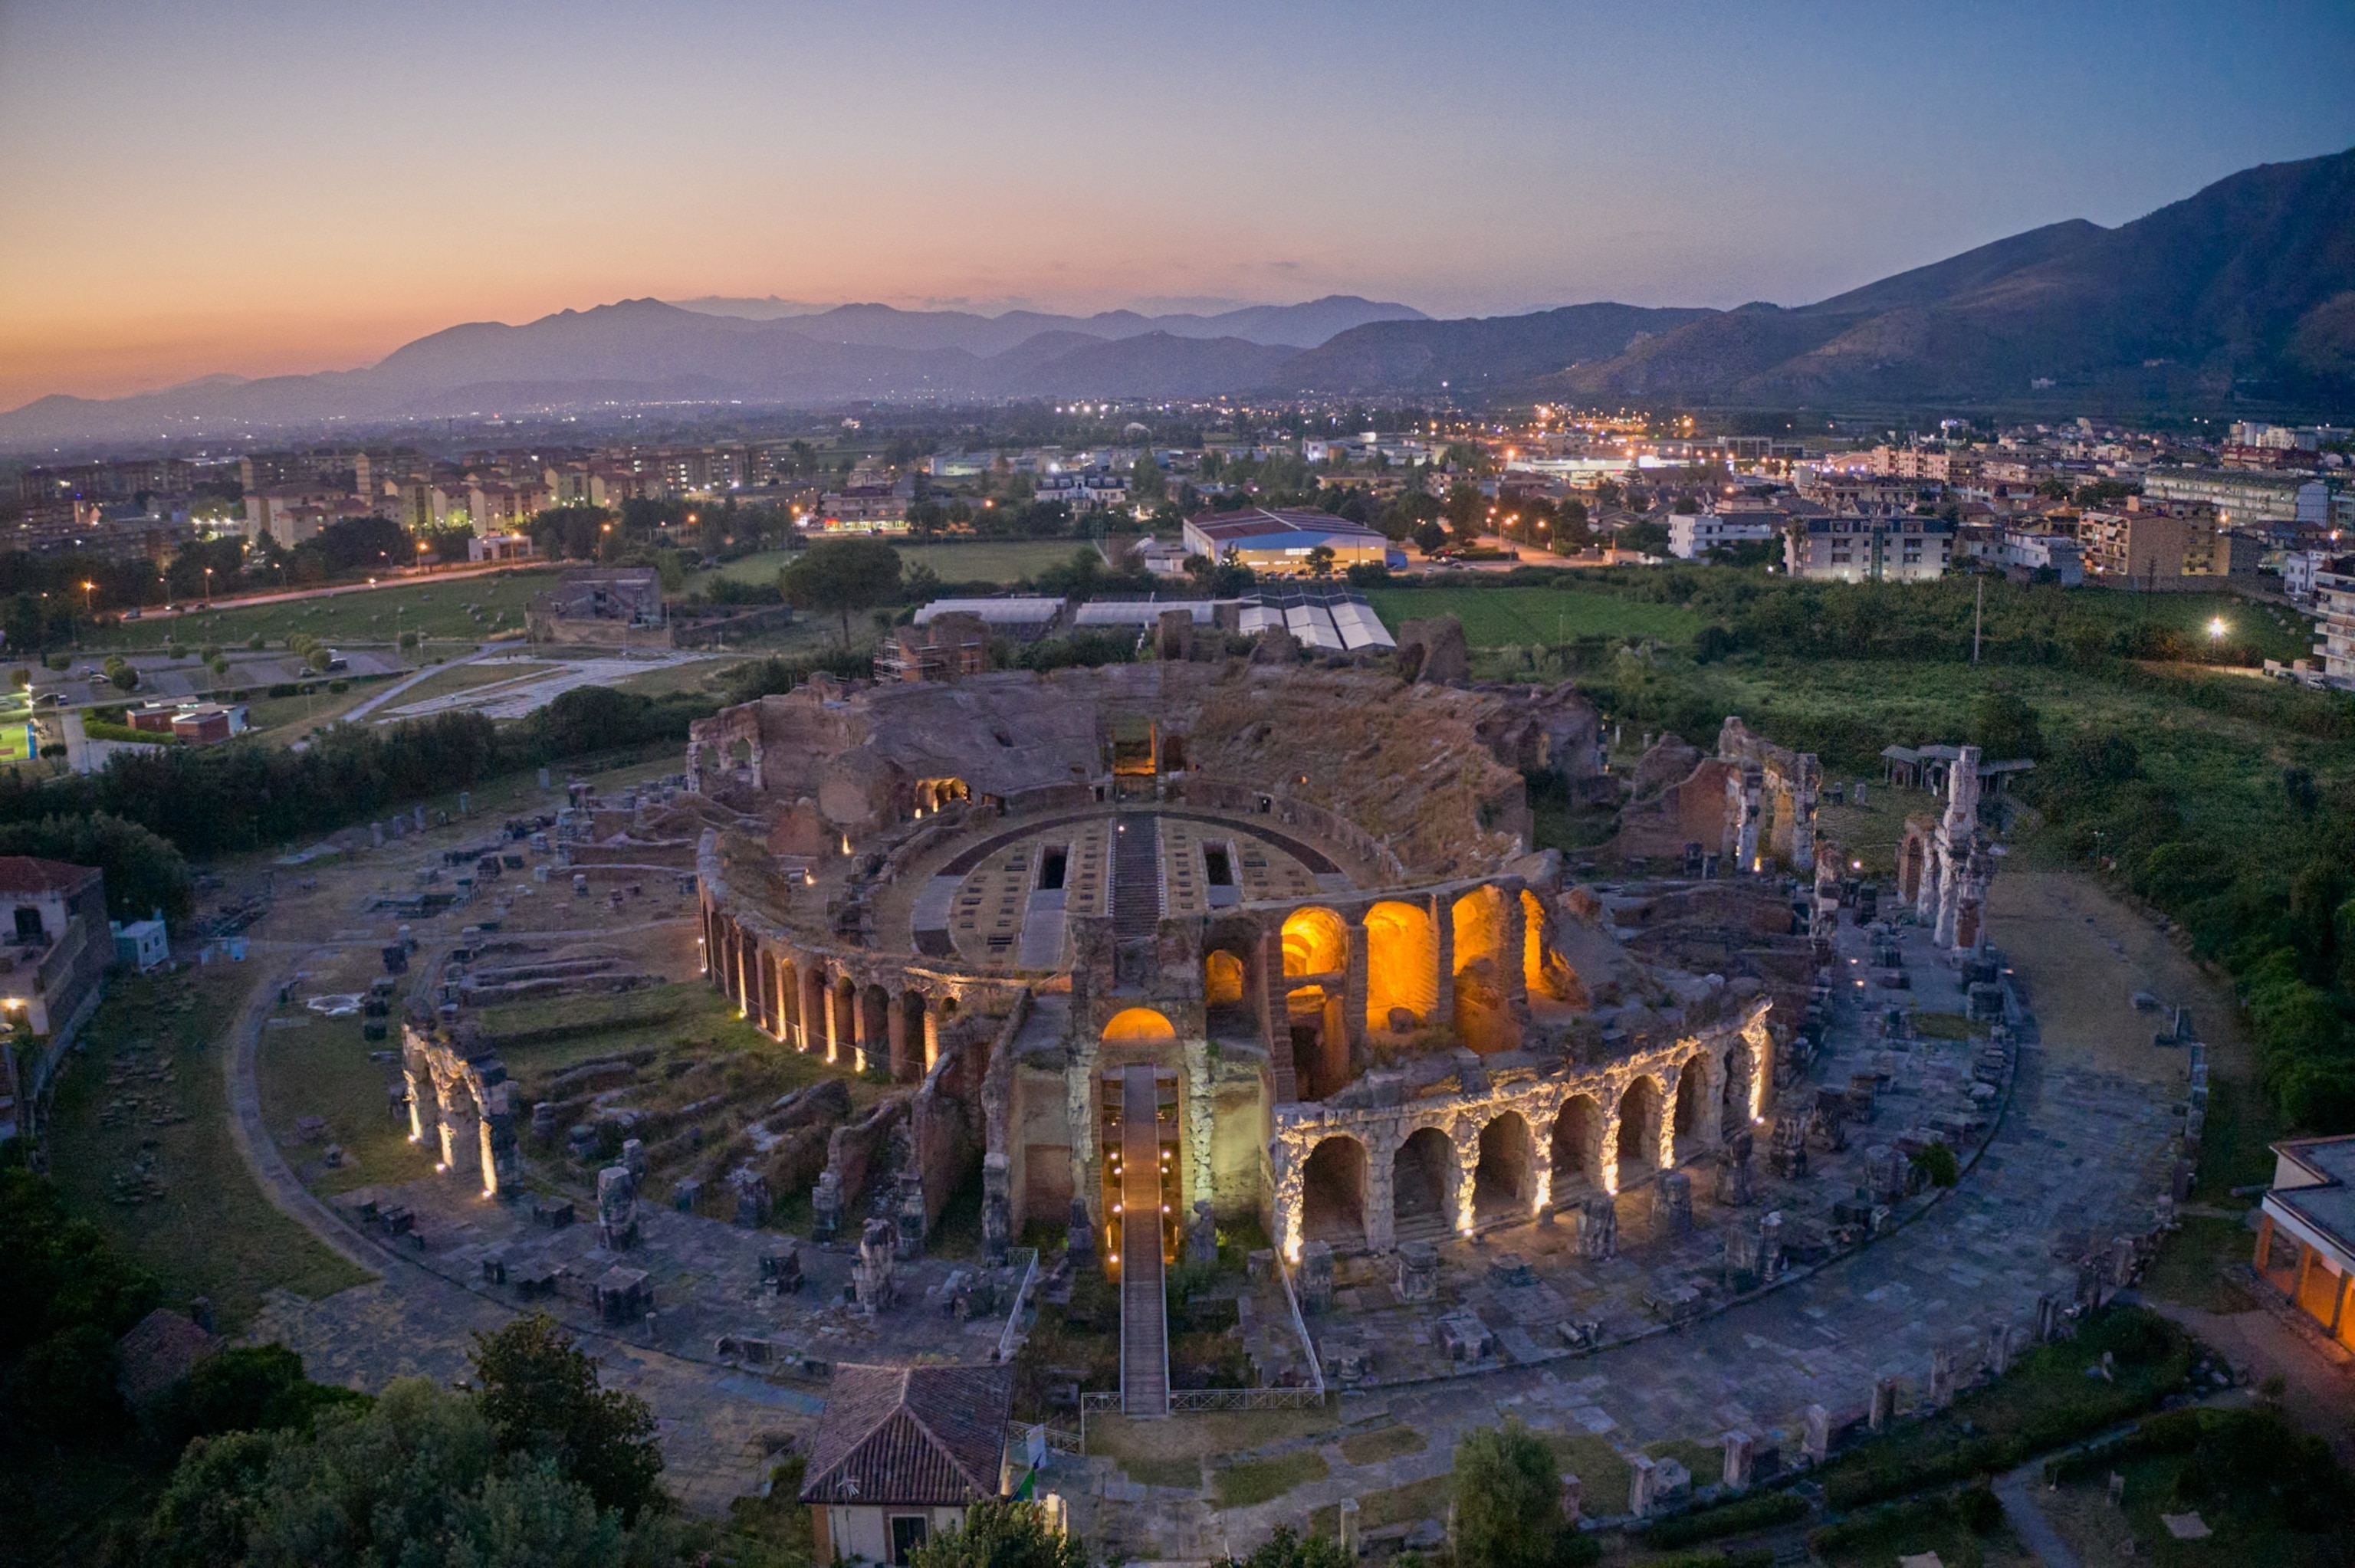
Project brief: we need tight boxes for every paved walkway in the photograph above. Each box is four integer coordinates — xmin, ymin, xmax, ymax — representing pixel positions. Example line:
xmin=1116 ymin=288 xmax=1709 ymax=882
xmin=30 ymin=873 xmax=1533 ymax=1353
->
xmin=1995 ymin=1464 xmax=2081 ymax=1568
xmin=340 ymin=645 xmax=494 ymax=723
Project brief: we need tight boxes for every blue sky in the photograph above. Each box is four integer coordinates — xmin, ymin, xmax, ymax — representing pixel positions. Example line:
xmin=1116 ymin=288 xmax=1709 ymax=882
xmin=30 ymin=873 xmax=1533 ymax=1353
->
xmin=2 ymin=0 xmax=2350 ymax=402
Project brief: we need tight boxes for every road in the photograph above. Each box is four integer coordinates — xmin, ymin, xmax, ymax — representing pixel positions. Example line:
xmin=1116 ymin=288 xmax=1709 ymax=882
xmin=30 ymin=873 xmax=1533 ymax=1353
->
xmin=126 ymin=560 xmax=545 ymax=624
xmin=339 ymin=646 xmax=496 ymax=723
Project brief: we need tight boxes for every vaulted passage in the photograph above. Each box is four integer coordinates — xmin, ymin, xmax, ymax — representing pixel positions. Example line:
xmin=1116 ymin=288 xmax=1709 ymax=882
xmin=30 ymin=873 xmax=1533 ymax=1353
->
xmin=1474 ymin=1110 xmax=1536 ymax=1224
xmin=1364 ymin=900 xmax=1437 ymax=1033
xmin=1618 ymin=1074 xmax=1664 ymax=1181
xmin=1552 ymin=1094 xmax=1603 ymax=1199
xmin=1300 ymin=1135 xmax=1368 ymax=1248
xmin=1393 ymin=1127 xmax=1456 ymax=1242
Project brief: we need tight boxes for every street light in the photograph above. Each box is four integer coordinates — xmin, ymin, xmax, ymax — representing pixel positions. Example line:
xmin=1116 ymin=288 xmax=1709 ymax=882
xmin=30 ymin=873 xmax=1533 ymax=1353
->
xmin=2207 ymin=617 xmax=2228 ymax=641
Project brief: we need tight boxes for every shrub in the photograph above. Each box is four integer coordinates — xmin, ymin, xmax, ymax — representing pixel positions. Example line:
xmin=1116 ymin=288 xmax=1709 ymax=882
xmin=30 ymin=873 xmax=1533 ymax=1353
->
xmin=268 ymin=683 xmax=300 ymax=698
xmin=1638 ymin=1489 xmax=1809 ymax=1547
xmin=1954 ymin=1483 xmax=2003 ymax=1534
xmin=1910 ymin=1143 xmax=1959 ymax=1187
xmin=328 ymin=680 xmax=350 ymax=694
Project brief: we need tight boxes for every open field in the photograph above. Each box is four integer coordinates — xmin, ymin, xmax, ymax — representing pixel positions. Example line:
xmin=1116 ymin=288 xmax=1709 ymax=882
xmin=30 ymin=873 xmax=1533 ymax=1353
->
xmin=699 ymin=538 xmax=1102 ymax=589
xmin=88 ymin=567 xmax=558 ymax=651
xmin=44 ymin=967 xmax=375 ymax=1331
xmin=1367 ymin=585 xmax=1705 ymax=647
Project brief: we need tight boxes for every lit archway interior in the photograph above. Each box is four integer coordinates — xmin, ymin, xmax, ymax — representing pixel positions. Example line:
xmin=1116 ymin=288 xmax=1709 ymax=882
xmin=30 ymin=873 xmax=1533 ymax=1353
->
xmin=1281 ymin=906 xmax=1349 ymax=978
xmin=1102 ymin=1007 xmax=1178 ymax=1045
xmin=1673 ymin=1055 xmax=1707 ymax=1144
xmin=1551 ymin=1094 xmax=1603 ymax=1198
xmin=1204 ymin=950 xmax=1246 ymax=1009
xmin=1363 ymin=900 xmax=1437 ymax=1032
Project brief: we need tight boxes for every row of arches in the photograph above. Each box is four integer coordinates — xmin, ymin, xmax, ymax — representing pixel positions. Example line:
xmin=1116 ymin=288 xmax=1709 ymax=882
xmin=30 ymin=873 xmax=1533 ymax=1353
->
xmin=1290 ymin=1051 xmax=1745 ymax=1251
xmin=704 ymin=904 xmax=946 ymax=1083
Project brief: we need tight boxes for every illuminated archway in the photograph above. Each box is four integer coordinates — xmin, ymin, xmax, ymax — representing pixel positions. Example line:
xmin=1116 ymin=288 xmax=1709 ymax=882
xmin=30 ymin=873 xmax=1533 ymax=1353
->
xmin=1522 ymin=890 xmax=1588 ymax=1008
xmin=1102 ymin=1007 xmax=1178 ymax=1045
xmin=1204 ymin=950 xmax=1246 ymax=1008
xmin=1364 ymin=900 xmax=1437 ymax=1032
xmin=1616 ymin=1074 xmax=1664 ymax=1179
xmin=1281 ymin=906 xmax=1348 ymax=978
xmin=1393 ymin=1127 xmax=1457 ymax=1238
xmin=1300 ymin=1135 xmax=1369 ymax=1246
xmin=1552 ymin=1094 xmax=1604 ymax=1197
xmin=1474 ymin=1110 xmax=1536 ymax=1223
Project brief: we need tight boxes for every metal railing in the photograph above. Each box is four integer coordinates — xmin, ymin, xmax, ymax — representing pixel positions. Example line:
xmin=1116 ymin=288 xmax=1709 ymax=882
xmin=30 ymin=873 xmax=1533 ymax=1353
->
xmin=1168 ymin=1386 xmax=1326 ymax=1412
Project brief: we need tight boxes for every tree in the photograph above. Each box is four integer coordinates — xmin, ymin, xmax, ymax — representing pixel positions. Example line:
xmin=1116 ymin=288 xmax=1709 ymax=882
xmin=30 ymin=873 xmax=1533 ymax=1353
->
xmin=1969 ymin=688 xmax=2046 ymax=761
xmin=1453 ymin=1418 xmax=1590 ymax=1568
xmin=1305 ymin=544 xmax=1336 ymax=579
xmin=1218 ymin=1525 xmax=1350 ymax=1568
xmin=1131 ymin=450 xmax=1166 ymax=504
xmin=909 ymin=1498 xmax=1086 ymax=1568
xmin=469 ymin=1313 xmax=665 ymax=1522
xmin=0 ymin=810 xmax=194 ymax=920
xmin=1444 ymin=483 xmax=1485 ymax=538
xmin=1414 ymin=521 xmax=1447 ymax=556
xmin=781 ymin=538 xmax=904 ymax=645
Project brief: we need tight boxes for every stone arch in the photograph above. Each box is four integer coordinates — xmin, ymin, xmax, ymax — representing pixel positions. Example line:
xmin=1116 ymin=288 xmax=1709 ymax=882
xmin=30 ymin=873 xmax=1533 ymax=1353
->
xmin=831 ymin=976 xmax=858 ymax=1065
xmin=1300 ymin=1134 xmax=1369 ymax=1248
xmin=860 ymin=984 xmax=891 ymax=1073
xmin=1102 ymin=1006 xmax=1178 ymax=1045
xmin=1281 ymin=906 xmax=1349 ymax=978
xmin=1450 ymin=886 xmax=1520 ymax=1055
xmin=895 ymin=989 xmax=928 ymax=1081
xmin=1551 ymin=1093 xmax=1604 ymax=1198
xmin=1474 ymin=1109 xmax=1537 ymax=1224
xmin=1522 ymin=890 xmax=1589 ymax=1009
xmin=776 ymin=956 xmax=801 ymax=1045
xmin=1616 ymin=1074 xmax=1664 ymax=1179
xmin=1393 ymin=1124 xmax=1457 ymax=1239
xmin=1288 ymin=985 xmax=1350 ymax=1102
xmin=1673 ymin=1054 xmax=1709 ymax=1147
xmin=1364 ymin=900 xmax=1437 ymax=1032
xmin=1204 ymin=950 xmax=1246 ymax=1008
xmin=1898 ymin=823 xmax=1931 ymax=906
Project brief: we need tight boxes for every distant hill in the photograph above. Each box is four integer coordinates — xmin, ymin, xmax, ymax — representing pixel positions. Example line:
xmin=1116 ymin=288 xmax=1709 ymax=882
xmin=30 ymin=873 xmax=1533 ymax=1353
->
xmin=1542 ymin=149 xmax=2355 ymax=411
xmin=5 ymin=149 xmax=2348 ymax=450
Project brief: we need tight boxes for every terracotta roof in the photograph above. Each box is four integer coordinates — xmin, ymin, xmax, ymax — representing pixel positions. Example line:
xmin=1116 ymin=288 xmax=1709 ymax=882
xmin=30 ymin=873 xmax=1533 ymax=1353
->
xmin=0 ymin=857 xmax=100 ymax=895
xmin=115 ymin=1307 xmax=222 ymax=1406
xmin=799 ymin=1363 xmax=1013 ymax=1507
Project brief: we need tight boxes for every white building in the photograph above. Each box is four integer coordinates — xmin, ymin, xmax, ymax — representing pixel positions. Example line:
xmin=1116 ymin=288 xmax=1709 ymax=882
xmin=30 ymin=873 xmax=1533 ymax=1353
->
xmin=1667 ymin=511 xmax=1780 ymax=559
xmin=1785 ymin=516 xmax=1953 ymax=582
xmin=2314 ymin=571 xmax=2355 ymax=691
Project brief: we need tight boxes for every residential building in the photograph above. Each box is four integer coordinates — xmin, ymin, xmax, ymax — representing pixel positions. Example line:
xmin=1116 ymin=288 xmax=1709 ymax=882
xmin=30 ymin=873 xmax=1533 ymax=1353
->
xmin=1181 ymin=508 xmax=1393 ymax=576
xmin=2284 ymin=551 xmax=2353 ymax=602
xmin=1667 ymin=510 xmax=1781 ymax=559
xmin=1956 ymin=525 xmax=2084 ymax=586
xmin=0 ymin=855 xmax=113 ymax=1053
xmin=799 ymin=1363 xmax=1014 ymax=1566
xmin=1783 ymin=515 xmax=1953 ymax=582
xmin=818 ymin=484 xmax=908 ymax=528
xmin=2255 ymin=1135 xmax=2355 ymax=1353
xmin=526 ymin=569 xmax=668 ymax=648
xmin=2080 ymin=510 xmax=2260 ymax=586
xmin=2315 ymin=571 xmax=2355 ymax=691
xmin=244 ymin=484 xmax=360 ymax=547
xmin=1128 ymin=538 xmax=1193 ymax=576
xmin=2142 ymin=467 xmax=2330 ymax=529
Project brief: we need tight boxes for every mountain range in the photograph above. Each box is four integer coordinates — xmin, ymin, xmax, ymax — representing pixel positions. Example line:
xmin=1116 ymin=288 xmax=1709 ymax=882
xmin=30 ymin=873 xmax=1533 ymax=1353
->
xmin=5 ymin=147 xmax=2349 ymax=451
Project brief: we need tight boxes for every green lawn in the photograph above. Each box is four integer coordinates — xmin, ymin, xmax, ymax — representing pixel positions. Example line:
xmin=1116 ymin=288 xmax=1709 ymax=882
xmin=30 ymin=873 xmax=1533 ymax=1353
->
xmin=1337 ymin=1423 xmax=1428 ymax=1465
xmin=1212 ymin=1449 xmax=1329 ymax=1508
xmin=44 ymin=969 xmax=375 ymax=1331
xmin=1367 ymin=586 xmax=1704 ymax=648
xmin=92 ymin=568 xmax=559 ymax=651
xmin=699 ymin=539 xmax=1100 ymax=590
xmin=253 ymin=1005 xmax=438 ymax=1201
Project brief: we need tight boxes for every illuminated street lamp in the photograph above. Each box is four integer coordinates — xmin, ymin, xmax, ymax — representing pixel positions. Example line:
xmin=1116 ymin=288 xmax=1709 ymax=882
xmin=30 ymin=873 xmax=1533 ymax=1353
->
xmin=2208 ymin=617 xmax=2228 ymax=641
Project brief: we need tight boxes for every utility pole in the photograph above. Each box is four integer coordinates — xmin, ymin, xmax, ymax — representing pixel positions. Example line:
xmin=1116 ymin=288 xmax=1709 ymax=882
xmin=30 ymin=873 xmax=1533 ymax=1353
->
xmin=1972 ymin=577 xmax=1983 ymax=664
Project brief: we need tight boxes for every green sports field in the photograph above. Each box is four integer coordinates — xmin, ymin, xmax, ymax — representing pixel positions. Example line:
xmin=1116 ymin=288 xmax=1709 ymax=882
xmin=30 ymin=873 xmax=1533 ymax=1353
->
xmin=1365 ymin=586 xmax=1703 ymax=648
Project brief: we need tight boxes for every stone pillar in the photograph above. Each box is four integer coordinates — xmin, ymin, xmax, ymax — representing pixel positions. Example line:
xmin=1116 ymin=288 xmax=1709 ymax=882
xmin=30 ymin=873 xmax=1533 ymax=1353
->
xmin=1916 ymin=841 xmax=1941 ymax=924
xmin=1934 ymin=838 xmax=1962 ymax=949
xmin=1272 ymin=1136 xmax=1304 ymax=1262
xmin=478 ymin=1114 xmax=500 ymax=1197
xmin=924 ymin=1006 xmax=941 ymax=1073
xmin=798 ymin=964 xmax=825 ymax=1055
xmin=1654 ymin=1170 xmax=1693 ymax=1234
xmin=1576 ymin=1192 xmax=1617 ymax=1259
xmin=1722 ymin=1431 xmax=1754 ymax=1490
xmin=1365 ymin=1128 xmax=1398 ymax=1251
xmin=1791 ymin=757 xmax=1819 ymax=874
xmin=1627 ymin=1454 xmax=1658 ymax=1518
xmin=1450 ymin=1119 xmax=1480 ymax=1235
xmin=1343 ymin=920 xmax=1370 ymax=1057
xmin=1338 ymin=1497 xmax=1360 ymax=1554
xmin=1561 ymin=1473 xmax=1582 ymax=1523
xmin=1868 ymin=1376 xmax=1898 ymax=1430
xmin=442 ymin=1098 xmax=478 ymax=1178
xmin=1696 ymin=1050 xmax=1727 ymax=1152
xmin=1804 ymin=1404 xmax=1831 ymax=1463
xmin=1986 ymin=1322 xmax=2014 ymax=1376
xmin=1722 ymin=769 xmax=1746 ymax=864
xmin=403 ymin=1067 xmax=429 ymax=1143
xmin=851 ymin=986 xmax=872 ymax=1074
xmin=1183 ymin=1035 xmax=1214 ymax=1210
xmin=1497 ymin=888 xmax=1529 ymax=1017
xmin=887 ymin=998 xmax=912 ymax=1083
xmin=1430 ymin=894 xmax=1455 ymax=1030
xmin=1528 ymin=1120 xmax=1555 ymax=1217
xmin=1259 ymin=928 xmax=1289 ymax=1057
xmin=1930 ymin=1347 xmax=1956 ymax=1406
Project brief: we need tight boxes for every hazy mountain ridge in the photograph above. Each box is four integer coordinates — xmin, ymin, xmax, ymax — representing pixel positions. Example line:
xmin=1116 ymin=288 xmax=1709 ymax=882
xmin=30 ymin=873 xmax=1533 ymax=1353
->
xmin=4 ymin=149 xmax=2348 ymax=450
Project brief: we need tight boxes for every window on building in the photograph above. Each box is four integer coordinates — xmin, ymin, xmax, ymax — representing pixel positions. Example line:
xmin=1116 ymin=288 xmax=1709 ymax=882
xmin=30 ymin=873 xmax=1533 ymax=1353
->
xmin=13 ymin=906 xmax=42 ymax=943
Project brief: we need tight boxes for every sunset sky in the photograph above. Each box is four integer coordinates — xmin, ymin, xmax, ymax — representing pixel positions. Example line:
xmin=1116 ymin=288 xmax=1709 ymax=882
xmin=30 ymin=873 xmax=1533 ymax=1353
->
xmin=3 ymin=0 xmax=2351 ymax=410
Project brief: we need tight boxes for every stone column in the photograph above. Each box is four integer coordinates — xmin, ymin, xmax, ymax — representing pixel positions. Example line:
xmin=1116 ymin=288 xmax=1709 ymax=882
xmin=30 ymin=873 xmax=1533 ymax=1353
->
xmin=1431 ymin=895 xmax=1455 ymax=1030
xmin=1696 ymin=1050 xmax=1726 ymax=1153
xmin=403 ymin=1065 xmax=429 ymax=1144
xmin=443 ymin=1097 xmax=478 ymax=1179
xmin=798 ymin=963 xmax=825 ymax=1055
xmin=851 ymin=984 xmax=872 ymax=1075
xmin=1450 ymin=1119 xmax=1480 ymax=1234
xmin=886 ymin=998 xmax=913 ymax=1082
xmin=1364 ymin=1127 xmax=1399 ymax=1251
xmin=1528 ymin=1113 xmax=1555 ymax=1215
xmin=1497 ymin=888 xmax=1529 ymax=1017
xmin=478 ymin=1113 xmax=501 ymax=1197
xmin=1343 ymin=920 xmax=1369 ymax=1055
xmin=1272 ymin=1135 xmax=1304 ymax=1261
xmin=1183 ymin=1036 xmax=1214 ymax=1210
xmin=924 ymin=1005 xmax=941 ymax=1073
xmin=1598 ymin=1104 xmax=1624 ymax=1195
xmin=1934 ymin=837 xmax=1962 ymax=949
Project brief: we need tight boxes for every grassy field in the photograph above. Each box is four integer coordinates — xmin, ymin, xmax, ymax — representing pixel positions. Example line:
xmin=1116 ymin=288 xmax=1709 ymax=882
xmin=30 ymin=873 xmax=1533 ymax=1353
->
xmin=1309 ymin=1473 xmax=1451 ymax=1538
xmin=1367 ymin=586 xmax=1705 ymax=648
xmin=699 ymin=539 xmax=1101 ymax=589
xmin=90 ymin=568 xmax=559 ymax=651
xmin=1211 ymin=1449 xmax=1329 ymax=1508
xmin=44 ymin=967 xmax=375 ymax=1331
xmin=253 ymin=1003 xmax=438 ymax=1202
xmin=1337 ymin=1423 xmax=1427 ymax=1465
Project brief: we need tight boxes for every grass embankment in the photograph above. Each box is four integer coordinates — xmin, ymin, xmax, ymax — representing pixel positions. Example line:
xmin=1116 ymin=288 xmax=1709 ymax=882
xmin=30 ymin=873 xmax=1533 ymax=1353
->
xmin=253 ymin=1004 xmax=436 ymax=1202
xmin=89 ymin=569 xmax=558 ymax=651
xmin=700 ymin=539 xmax=1095 ymax=590
xmin=45 ymin=968 xmax=373 ymax=1330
